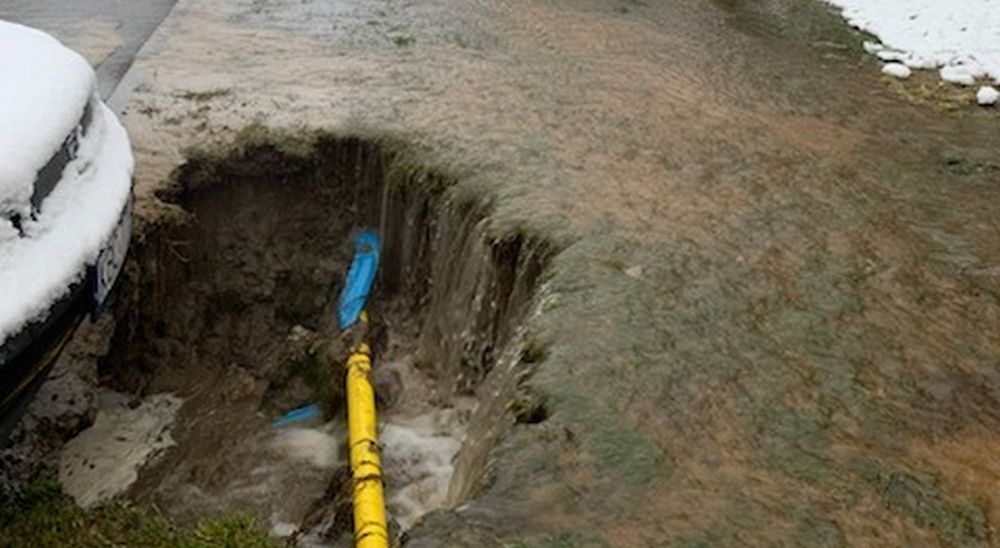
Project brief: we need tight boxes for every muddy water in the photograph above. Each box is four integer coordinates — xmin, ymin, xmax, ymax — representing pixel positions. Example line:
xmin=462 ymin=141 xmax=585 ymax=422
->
xmin=56 ymin=136 xmax=546 ymax=542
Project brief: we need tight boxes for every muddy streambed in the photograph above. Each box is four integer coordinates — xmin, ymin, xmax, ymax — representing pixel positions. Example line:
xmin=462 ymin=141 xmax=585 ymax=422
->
xmin=56 ymin=134 xmax=547 ymax=544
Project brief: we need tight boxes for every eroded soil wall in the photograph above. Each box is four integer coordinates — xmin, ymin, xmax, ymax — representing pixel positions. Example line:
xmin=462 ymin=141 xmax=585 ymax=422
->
xmin=98 ymin=131 xmax=548 ymax=534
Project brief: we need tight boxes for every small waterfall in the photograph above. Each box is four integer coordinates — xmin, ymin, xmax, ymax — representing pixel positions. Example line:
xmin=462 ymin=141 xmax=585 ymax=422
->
xmin=375 ymin=165 xmax=549 ymax=505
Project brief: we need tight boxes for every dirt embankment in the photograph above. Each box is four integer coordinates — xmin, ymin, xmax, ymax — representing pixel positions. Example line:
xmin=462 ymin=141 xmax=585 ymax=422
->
xmin=89 ymin=133 xmax=545 ymax=543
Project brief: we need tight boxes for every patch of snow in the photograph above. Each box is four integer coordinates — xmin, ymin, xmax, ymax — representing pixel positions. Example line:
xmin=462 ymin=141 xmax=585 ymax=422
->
xmin=0 ymin=21 xmax=94 ymax=214
xmin=881 ymin=62 xmax=911 ymax=79
xmin=940 ymin=65 xmax=976 ymax=86
xmin=0 ymin=99 xmax=134 ymax=346
xmin=977 ymin=85 xmax=999 ymax=106
xmin=0 ymin=220 xmax=17 ymax=242
xmin=826 ymin=1 xmax=1000 ymax=86
xmin=59 ymin=391 xmax=182 ymax=508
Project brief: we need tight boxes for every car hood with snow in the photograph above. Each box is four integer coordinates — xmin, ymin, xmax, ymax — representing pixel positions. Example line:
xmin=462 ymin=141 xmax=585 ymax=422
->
xmin=0 ymin=21 xmax=96 ymax=216
xmin=0 ymin=20 xmax=134 ymax=347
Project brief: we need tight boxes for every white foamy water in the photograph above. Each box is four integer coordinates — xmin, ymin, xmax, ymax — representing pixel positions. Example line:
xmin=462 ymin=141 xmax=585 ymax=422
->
xmin=268 ymin=355 xmax=474 ymax=535
xmin=76 ymin=353 xmax=474 ymax=543
xmin=278 ymin=408 xmax=470 ymax=537
xmin=271 ymin=426 xmax=342 ymax=469
xmin=265 ymin=400 xmax=471 ymax=540
xmin=382 ymin=410 xmax=466 ymax=531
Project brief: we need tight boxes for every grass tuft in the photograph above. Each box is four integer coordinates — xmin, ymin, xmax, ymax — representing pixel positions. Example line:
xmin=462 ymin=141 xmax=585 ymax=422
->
xmin=0 ymin=481 xmax=277 ymax=547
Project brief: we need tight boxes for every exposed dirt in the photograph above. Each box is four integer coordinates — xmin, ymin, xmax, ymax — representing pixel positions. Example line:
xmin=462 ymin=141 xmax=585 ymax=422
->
xmin=54 ymin=136 xmax=541 ymax=544
xmin=0 ymin=317 xmax=112 ymax=489
xmin=5 ymin=0 xmax=1000 ymax=545
xmin=113 ymin=147 xmax=362 ymax=534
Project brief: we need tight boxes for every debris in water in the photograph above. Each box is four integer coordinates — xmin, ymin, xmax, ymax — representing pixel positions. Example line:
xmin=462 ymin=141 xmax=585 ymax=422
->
xmin=338 ymin=230 xmax=380 ymax=329
xmin=290 ymin=464 xmax=354 ymax=545
xmin=273 ymin=403 xmax=322 ymax=428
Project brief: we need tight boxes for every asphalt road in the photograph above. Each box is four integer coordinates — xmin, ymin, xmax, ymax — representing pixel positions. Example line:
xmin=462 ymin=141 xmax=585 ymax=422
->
xmin=0 ymin=0 xmax=178 ymax=98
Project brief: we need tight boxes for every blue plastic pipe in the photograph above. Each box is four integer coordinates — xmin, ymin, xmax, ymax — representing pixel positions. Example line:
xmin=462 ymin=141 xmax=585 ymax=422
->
xmin=338 ymin=230 xmax=380 ymax=329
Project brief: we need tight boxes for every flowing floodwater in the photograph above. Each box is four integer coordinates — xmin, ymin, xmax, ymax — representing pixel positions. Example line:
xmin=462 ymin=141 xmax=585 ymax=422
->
xmin=271 ymin=374 xmax=477 ymax=542
xmin=51 ymin=135 xmax=546 ymax=544
xmin=2 ymin=0 xmax=996 ymax=543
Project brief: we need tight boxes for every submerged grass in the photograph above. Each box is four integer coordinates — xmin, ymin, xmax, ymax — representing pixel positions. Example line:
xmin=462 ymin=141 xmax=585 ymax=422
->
xmin=0 ymin=482 xmax=277 ymax=547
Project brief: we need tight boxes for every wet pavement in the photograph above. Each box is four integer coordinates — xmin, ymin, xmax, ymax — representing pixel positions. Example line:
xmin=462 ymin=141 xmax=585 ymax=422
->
xmin=0 ymin=0 xmax=178 ymax=97
xmin=6 ymin=0 xmax=1000 ymax=545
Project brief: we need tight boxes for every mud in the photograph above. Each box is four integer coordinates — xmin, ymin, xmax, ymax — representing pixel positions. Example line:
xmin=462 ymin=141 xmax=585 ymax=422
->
xmin=65 ymin=133 xmax=546 ymax=542
xmin=0 ymin=317 xmax=112 ymax=489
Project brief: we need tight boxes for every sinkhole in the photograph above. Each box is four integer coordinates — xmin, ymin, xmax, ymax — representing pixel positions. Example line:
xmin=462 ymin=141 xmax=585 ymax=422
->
xmin=67 ymin=132 xmax=549 ymax=544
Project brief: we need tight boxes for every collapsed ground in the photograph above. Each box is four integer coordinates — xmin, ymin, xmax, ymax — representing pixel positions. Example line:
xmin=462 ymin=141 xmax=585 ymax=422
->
xmin=114 ymin=134 xmax=545 ymax=543
xmin=4 ymin=0 xmax=1000 ymax=546
xmin=2 ymin=132 xmax=549 ymax=546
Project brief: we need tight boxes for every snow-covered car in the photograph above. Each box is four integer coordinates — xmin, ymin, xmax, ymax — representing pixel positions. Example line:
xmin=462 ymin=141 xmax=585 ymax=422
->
xmin=0 ymin=21 xmax=134 ymax=437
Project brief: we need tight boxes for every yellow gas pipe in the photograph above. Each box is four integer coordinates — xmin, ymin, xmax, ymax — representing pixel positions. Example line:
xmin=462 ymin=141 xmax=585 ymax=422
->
xmin=344 ymin=311 xmax=389 ymax=548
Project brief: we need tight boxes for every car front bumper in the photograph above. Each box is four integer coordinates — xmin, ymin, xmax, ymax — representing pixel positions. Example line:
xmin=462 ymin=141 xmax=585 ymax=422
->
xmin=0 ymin=102 xmax=133 ymax=438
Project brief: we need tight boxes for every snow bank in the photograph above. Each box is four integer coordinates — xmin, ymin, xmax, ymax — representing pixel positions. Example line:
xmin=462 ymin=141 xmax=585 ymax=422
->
xmin=826 ymin=1 xmax=1000 ymax=85
xmin=0 ymin=101 xmax=134 ymax=345
xmin=0 ymin=21 xmax=95 ymax=215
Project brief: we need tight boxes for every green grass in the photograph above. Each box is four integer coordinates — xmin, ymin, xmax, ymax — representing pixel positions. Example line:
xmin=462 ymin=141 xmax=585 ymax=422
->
xmin=0 ymin=482 xmax=278 ymax=548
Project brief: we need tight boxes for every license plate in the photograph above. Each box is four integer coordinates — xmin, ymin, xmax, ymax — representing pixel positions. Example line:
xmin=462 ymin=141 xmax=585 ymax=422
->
xmin=94 ymin=194 xmax=133 ymax=313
